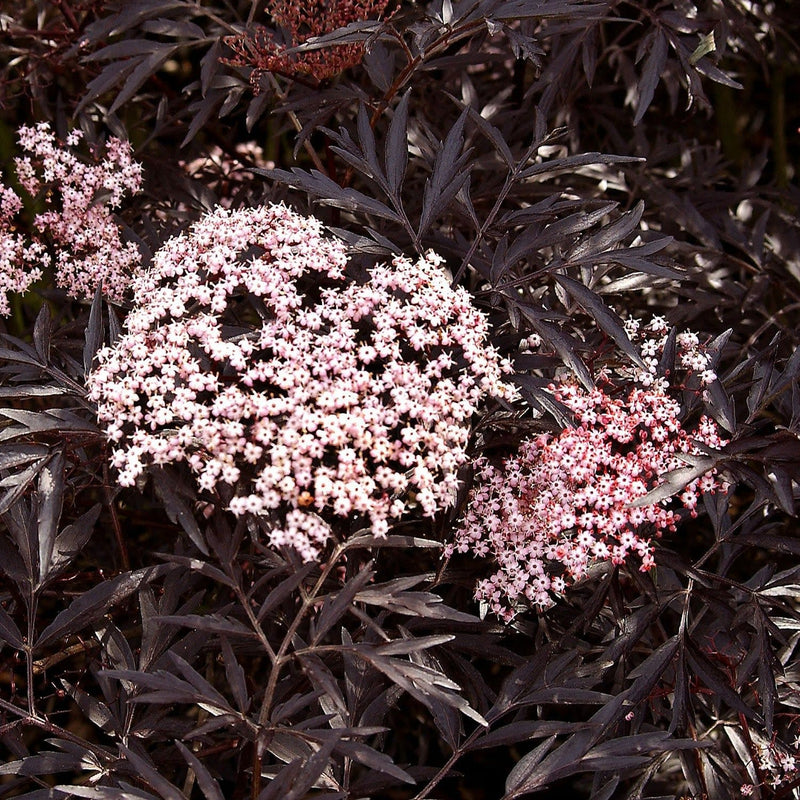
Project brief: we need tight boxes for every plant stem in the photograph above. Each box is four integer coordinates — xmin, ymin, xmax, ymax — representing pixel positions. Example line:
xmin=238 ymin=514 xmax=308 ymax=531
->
xmin=250 ymin=543 xmax=346 ymax=800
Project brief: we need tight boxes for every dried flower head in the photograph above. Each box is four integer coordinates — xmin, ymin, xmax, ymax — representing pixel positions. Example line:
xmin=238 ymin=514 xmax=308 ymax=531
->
xmin=448 ymin=319 xmax=728 ymax=619
xmin=88 ymin=203 xmax=516 ymax=560
xmin=225 ymin=0 xmax=394 ymax=88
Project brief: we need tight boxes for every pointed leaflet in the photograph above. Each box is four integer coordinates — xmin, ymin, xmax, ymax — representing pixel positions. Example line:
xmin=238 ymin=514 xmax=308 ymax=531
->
xmin=519 ymin=152 xmax=642 ymax=181
xmin=506 ymin=204 xmax=618 ymax=264
xmin=407 ymin=640 xmax=462 ymax=751
xmin=175 ymin=741 xmax=225 ymax=800
xmin=0 ymin=408 xmax=98 ymax=435
xmin=84 ymin=284 xmax=105 ymax=379
xmin=0 ymin=603 xmax=23 ymax=649
xmin=219 ymin=636 xmax=249 ymax=713
xmin=685 ymin=642 xmax=760 ymax=721
xmin=566 ymin=201 xmax=645 ymax=260
xmin=57 ymin=782 xmax=161 ymax=800
xmin=311 ymin=564 xmax=375 ymax=645
xmin=257 ymin=561 xmax=315 ymax=622
xmin=628 ymin=456 xmax=718 ymax=508
xmin=257 ymin=759 xmax=304 ymax=800
xmin=33 ymin=303 xmax=51 ymax=362
xmin=504 ymin=736 xmax=559 ymax=796
xmin=109 ymin=44 xmax=180 ymax=114
xmin=553 ymin=274 xmax=646 ymax=369
xmin=0 ymin=458 xmax=47 ymax=516
xmin=357 ymin=650 xmax=487 ymax=727
xmin=155 ymin=553 xmax=236 ymax=588
xmin=385 ymin=90 xmax=410 ymax=197
xmin=375 ymin=635 xmax=455 ymax=657
xmin=581 ymin=732 xmax=706 ymax=772
xmin=465 ymin=103 xmax=514 ymax=168
xmin=0 ymin=752 xmax=86 ymax=776
xmin=155 ymin=612 xmax=254 ymax=637
xmin=48 ymin=503 xmax=100 ymax=580
xmin=333 ymin=738 xmax=414 ymax=784
xmin=166 ymin=651 xmax=235 ymax=714
xmin=468 ymin=721 xmax=585 ymax=751
xmin=118 ymin=744 xmax=184 ymax=800
xmin=356 ymin=580 xmax=478 ymax=622
xmin=299 ymin=651 xmax=349 ymax=727
xmin=61 ymin=679 xmax=118 ymax=734
xmin=356 ymin=102 xmax=386 ymax=188
xmin=2 ymin=487 xmax=40 ymax=588
xmin=102 ymin=667 xmax=235 ymax=716
xmin=518 ymin=308 xmax=593 ymax=390
xmin=151 ymin=467 xmax=208 ymax=555
xmin=418 ymin=106 xmax=471 ymax=238
xmin=505 ymin=694 xmax=629 ymax=796
xmin=258 ymin=168 xmax=402 ymax=223
xmin=635 ymin=30 xmax=669 ymax=125
xmin=76 ymin=59 xmax=139 ymax=114
xmin=36 ymin=449 xmax=65 ymax=584
xmin=283 ymin=735 xmax=341 ymax=800
xmin=36 ymin=564 xmax=176 ymax=649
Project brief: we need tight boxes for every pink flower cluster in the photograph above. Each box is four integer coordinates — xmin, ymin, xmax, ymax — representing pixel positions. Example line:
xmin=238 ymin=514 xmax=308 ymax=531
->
xmin=740 ymin=735 xmax=800 ymax=794
xmin=0 ymin=185 xmax=49 ymax=316
xmin=448 ymin=317 xmax=728 ymax=619
xmin=0 ymin=123 xmax=143 ymax=310
xmin=87 ymin=203 xmax=516 ymax=560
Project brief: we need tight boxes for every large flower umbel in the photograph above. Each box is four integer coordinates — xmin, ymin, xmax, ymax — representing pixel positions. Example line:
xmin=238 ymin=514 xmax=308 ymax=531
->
xmin=88 ymin=203 xmax=515 ymax=559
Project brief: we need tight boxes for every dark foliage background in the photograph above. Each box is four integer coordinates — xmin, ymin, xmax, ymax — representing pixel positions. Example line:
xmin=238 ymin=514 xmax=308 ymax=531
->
xmin=1 ymin=1 xmax=800 ymax=798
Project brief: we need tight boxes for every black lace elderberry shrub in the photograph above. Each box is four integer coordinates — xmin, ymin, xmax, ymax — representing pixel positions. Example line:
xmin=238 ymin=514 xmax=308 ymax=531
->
xmin=0 ymin=2 xmax=799 ymax=799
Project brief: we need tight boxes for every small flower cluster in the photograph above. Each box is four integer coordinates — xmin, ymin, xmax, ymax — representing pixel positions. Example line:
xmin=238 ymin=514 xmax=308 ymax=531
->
xmin=0 ymin=123 xmax=143 ymax=310
xmin=448 ymin=317 xmax=727 ymax=619
xmin=88 ymin=203 xmax=516 ymax=560
xmin=740 ymin=737 xmax=800 ymax=794
xmin=225 ymin=0 xmax=393 ymax=88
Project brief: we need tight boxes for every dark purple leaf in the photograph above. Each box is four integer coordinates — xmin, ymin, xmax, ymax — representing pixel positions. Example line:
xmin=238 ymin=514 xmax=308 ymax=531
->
xmin=61 ymin=679 xmax=118 ymax=734
xmin=258 ymin=168 xmax=403 ymax=223
xmin=553 ymin=274 xmax=645 ymax=369
xmin=32 ymin=304 xmax=51 ymax=362
xmin=84 ymin=285 xmax=105 ymax=379
xmin=635 ymin=30 xmax=668 ymax=125
xmin=118 ymin=744 xmax=184 ymax=800
xmin=36 ymin=564 xmax=176 ymax=649
xmin=385 ymin=90 xmax=410 ymax=196
xmin=155 ymin=612 xmax=254 ymax=637
xmin=219 ymin=636 xmax=249 ymax=713
xmin=257 ymin=562 xmax=315 ymax=622
xmin=35 ymin=450 xmax=65 ymax=584
xmin=311 ymin=564 xmax=375 ymax=644
xmin=174 ymin=741 xmax=225 ymax=800
xmin=418 ymin=107 xmax=471 ymax=237
xmin=0 ymin=603 xmax=23 ymax=649
xmin=151 ymin=467 xmax=207 ymax=555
